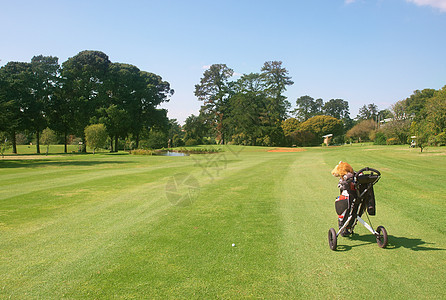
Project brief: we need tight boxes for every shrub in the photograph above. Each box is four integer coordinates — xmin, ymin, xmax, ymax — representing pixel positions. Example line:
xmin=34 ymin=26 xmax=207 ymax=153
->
xmin=0 ymin=132 xmax=11 ymax=158
xmin=40 ymin=128 xmax=58 ymax=155
xmin=173 ymin=147 xmax=222 ymax=154
xmin=381 ymin=119 xmax=411 ymax=145
xmin=172 ymin=134 xmax=185 ymax=147
xmin=84 ymin=124 xmax=108 ymax=154
xmin=282 ymin=118 xmax=301 ymax=137
xmin=435 ymin=132 xmax=446 ymax=146
xmin=141 ymin=130 xmax=168 ymax=149
xmin=346 ymin=119 xmax=376 ymax=142
xmin=185 ymin=139 xmax=198 ymax=146
xmin=428 ymin=132 xmax=446 ymax=146
xmin=130 ymin=149 xmax=156 ymax=155
xmin=374 ymin=132 xmax=387 ymax=145
xmin=290 ymin=130 xmax=317 ymax=147
xmin=300 ymin=115 xmax=343 ymax=140
xmin=202 ymin=137 xmax=216 ymax=145
xmin=332 ymin=135 xmax=345 ymax=145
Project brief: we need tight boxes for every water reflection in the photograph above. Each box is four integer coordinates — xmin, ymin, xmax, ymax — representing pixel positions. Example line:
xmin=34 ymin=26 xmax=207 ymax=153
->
xmin=161 ymin=151 xmax=189 ymax=157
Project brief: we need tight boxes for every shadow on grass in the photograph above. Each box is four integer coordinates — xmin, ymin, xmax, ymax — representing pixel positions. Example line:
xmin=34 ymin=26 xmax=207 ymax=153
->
xmin=0 ymin=159 xmax=131 ymax=169
xmin=336 ymin=234 xmax=445 ymax=251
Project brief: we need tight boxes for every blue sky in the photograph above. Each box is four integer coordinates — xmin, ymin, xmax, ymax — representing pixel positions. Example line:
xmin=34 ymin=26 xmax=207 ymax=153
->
xmin=1 ymin=0 xmax=445 ymax=123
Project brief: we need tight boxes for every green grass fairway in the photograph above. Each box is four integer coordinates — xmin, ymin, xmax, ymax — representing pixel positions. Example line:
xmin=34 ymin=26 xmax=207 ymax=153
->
xmin=1 ymin=145 xmax=445 ymax=298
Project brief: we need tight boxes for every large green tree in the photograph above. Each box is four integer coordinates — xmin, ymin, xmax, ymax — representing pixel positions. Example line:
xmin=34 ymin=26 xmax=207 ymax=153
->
xmin=61 ymin=50 xmax=111 ymax=151
xmin=98 ymin=104 xmax=130 ymax=152
xmin=293 ymin=95 xmax=323 ymax=122
xmin=183 ymin=114 xmax=209 ymax=144
xmin=0 ymin=62 xmax=32 ymax=153
xmin=0 ymin=74 xmax=12 ymax=132
xmin=225 ymin=91 xmax=266 ymax=146
xmin=231 ymin=73 xmax=265 ymax=95
xmin=167 ymin=119 xmax=184 ymax=147
xmin=260 ymin=61 xmax=293 ymax=122
xmin=322 ymin=99 xmax=350 ymax=120
xmin=281 ymin=117 xmax=301 ymax=146
xmin=195 ymin=64 xmax=234 ymax=144
xmin=46 ymin=81 xmax=73 ymax=153
xmin=224 ymin=73 xmax=271 ymax=145
xmin=102 ymin=63 xmax=142 ymax=151
xmin=357 ymin=103 xmax=378 ymax=121
xmin=410 ymin=85 xmax=446 ymax=150
xmin=425 ymin=86 xmax=446 ymax=134
xmin=136 ymin=71 xmax=173 ymax=147
xmin=405 ymin=89 xmax=436 ymax=120
xmin=27 ymin=55 xmax=60 ymax=153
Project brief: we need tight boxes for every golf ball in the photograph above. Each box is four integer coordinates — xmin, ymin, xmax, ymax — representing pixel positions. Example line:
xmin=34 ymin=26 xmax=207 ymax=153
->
xmin=232 ymin=243 xmax=235 ymax=247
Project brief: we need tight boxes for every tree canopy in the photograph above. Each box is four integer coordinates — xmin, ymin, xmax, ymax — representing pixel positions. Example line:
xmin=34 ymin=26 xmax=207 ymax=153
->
xmin=191 ymin=61 xmax=293 ymax=146
xmin=0 ymin=50 xmax=172 ymax=153
xmin=2 ymin=52 xmax=444 ymax=152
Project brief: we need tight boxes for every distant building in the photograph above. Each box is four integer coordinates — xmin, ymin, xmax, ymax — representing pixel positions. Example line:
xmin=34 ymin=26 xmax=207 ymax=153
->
xmin=379 ymin=118 xmax=393 ymax=126
xmin=322 ymin=134 xmax=333 ymax=146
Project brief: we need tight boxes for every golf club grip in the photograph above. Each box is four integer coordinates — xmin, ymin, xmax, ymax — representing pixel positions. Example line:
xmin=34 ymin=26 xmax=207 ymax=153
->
xmin=357 ymin=167 xmax=381 ymax=176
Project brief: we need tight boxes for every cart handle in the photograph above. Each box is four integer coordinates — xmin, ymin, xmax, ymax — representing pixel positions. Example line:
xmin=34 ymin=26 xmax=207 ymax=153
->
xmin=356 ymin=167 xmax=381 ymax=176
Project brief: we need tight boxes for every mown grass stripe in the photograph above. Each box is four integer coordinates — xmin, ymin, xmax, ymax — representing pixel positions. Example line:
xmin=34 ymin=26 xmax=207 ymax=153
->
xmin=0 ymin=145 xmax=445 ymax=298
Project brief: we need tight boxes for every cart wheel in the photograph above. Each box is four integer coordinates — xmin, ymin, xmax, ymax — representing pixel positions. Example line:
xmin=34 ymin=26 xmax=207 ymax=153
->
xmin=328 ymin=228 xmax=337 ymax=251
xmin=376 ymin=226 xmax=388 ymax=248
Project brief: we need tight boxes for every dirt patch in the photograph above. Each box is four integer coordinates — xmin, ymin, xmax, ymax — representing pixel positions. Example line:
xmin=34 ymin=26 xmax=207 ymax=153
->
xmin=267 ymin=148 xmax=306 ymax=153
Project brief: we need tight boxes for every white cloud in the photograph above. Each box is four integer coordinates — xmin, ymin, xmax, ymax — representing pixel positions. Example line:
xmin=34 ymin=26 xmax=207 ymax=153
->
xmin=345 ymin=0 xmax=356 ymax=4
xmin=406 ymin=0 xmax=446 ymax=12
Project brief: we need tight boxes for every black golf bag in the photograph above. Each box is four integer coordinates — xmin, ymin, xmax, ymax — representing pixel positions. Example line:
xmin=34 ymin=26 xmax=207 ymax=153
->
xmin=335 ymin=171 xmax=377 ymax=231
xmin=358 ymin=184 xmax=376 ymax=215
xmin=328 ymin=167 xmax=387 ymax=251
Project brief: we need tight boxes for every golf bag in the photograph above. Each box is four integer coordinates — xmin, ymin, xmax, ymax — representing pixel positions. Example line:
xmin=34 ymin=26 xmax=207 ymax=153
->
xmin=334 ymin=171 xmax=377 ymax=230
xmin=328 ymin=167 xmax=387 ymax=251
xmin=335 ymin=191 xmax=354 ymax=229
xmin=358 ymin=184 xmax=376 ymax=215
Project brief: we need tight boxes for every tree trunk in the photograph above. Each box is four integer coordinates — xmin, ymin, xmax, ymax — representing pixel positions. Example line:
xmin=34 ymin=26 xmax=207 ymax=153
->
xmin=81 ymin=132 xmax=87 ymax=152
xmin=114 ymin=135 xmax=119 ymax=153
xmin=36 ymin=130 xmax=41 ymax=154
xmin=110 ymin=138 xmax=114 ymax=152
xmin=135 ymin=133 xmax=140 ymax=149
xmin=12 ymin=131 xmax=17 ymax=154
xmin=64 ymin=131 xmax=68 ymax=153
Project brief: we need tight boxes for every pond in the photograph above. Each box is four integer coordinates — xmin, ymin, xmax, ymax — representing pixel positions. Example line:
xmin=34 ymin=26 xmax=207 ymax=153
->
xmin=160 ymin=151 xmax=190 ymax=157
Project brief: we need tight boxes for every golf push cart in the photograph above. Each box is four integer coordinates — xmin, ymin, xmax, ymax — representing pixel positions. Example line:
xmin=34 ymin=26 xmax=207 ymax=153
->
xmin=328 ymin=167 xmax=388 ymax=251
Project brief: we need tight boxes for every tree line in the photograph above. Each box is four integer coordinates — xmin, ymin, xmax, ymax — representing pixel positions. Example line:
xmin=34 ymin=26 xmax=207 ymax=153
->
xmin=0 ymin=50 xmax=173 ymax=154
xmin=182 ymin=62 xmax=359 ymax=147
xmin=184 ymin=61 xmax=294 ymax=147
xmin=2 ymin=53 xmax=444 ymax=153
xmin=182 ymin=62 xmax=445 ymax=148
xmin=345 ymin=87 xmax=446 ymax=151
